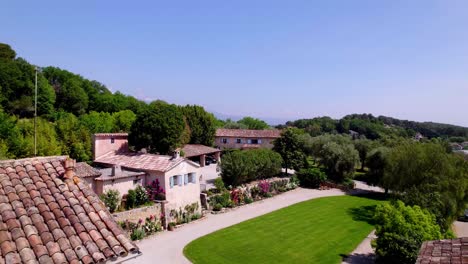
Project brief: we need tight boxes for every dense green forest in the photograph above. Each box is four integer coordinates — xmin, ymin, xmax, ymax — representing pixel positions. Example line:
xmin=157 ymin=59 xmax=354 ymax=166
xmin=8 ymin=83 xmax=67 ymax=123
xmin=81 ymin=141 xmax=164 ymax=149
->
xmin=0 ymin=43 xmax=219 ymax=160
xmin=282 ymin=113 xmax=468 ymax=141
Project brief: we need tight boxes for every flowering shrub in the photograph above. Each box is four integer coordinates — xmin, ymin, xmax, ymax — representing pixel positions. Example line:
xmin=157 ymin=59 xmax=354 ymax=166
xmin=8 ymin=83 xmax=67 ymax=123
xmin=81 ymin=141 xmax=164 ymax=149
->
xmin=146 ymin=179 xmax=166 ymax=200
xmin=230 ymin=189 xmax=241 ymax=205
xmin=143 ymin=215 xmax=162 ymax=235
xmin=258 ymin=180 xmax=270 ymax=197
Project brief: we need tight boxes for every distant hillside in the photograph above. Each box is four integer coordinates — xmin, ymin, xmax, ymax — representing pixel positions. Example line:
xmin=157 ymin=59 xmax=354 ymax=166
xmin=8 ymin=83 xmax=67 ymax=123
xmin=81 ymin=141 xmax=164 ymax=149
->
xmin=284 ymin=113 xmax=468 ymax=140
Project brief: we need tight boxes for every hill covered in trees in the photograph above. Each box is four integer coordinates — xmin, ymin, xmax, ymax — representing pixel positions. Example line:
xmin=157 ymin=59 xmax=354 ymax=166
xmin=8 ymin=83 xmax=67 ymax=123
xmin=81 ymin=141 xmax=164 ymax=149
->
xmin=282 ymin=113 xmax=468 ymax=141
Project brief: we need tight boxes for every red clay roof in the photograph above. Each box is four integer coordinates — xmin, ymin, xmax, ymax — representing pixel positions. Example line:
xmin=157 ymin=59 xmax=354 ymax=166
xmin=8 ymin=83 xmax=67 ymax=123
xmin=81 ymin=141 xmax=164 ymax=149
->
xmin=0 ymin=156 xmax=137 ymax=263
xmin=181 ymin=144 xmax=220 ymax=158
xmin=215 ymin=129 xmax=281 ymax=138
xmin=94 ymin=151 xmax=199 ymax=172
xmin=75 ymin=162 xmax=101 ymax=178
xmin=93 ymin=133 xmax=128 ymax=137
xmin=417 ymin=238 xmax=468 ymax=264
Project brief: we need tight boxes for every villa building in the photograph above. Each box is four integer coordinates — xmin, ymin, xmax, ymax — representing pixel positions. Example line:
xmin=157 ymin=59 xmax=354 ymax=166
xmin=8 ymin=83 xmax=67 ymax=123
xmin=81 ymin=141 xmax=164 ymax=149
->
xmin=91 ymin=133 xmax=202 ymax=211
xmin=215 ymin=128 xmax=281 ymax=150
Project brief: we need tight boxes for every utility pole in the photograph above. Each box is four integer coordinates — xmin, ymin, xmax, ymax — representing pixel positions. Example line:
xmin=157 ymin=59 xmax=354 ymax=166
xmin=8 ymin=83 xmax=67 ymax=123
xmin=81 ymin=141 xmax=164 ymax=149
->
xmin=34 ymin=67 xmax=38 ymax=157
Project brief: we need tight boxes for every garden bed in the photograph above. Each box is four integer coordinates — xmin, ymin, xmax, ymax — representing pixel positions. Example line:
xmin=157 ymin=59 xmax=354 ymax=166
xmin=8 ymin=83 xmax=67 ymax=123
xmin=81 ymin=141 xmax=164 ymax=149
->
xmin=206 ymin=177 xmax=299 ymax=213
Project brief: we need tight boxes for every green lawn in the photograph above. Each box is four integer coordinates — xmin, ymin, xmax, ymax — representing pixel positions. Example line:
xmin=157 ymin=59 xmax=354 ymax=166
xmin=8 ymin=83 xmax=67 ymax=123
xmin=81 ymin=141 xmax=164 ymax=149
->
xmin=184 ymin=195 xmax=384 ymax=264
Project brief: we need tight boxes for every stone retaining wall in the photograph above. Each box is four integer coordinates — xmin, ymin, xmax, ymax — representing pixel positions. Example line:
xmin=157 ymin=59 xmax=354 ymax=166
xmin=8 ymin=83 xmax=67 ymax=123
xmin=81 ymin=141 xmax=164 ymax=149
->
xmin=112 ymin=202 xmax=164 ymax=223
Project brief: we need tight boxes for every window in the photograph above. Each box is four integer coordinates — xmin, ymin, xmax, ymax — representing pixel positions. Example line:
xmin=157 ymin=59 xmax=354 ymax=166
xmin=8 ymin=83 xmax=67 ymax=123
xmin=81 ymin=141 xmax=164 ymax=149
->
xmin=188 ymin=173 xmax=196 ymax=183
xmin=111 ymin=138 xmax=115 ymax=144
xmin=222 ymin=138 xmax=228 ymax=144
xmin=184 ymin=174 xmax=188 ymax=185
xmin=170 ymin=176 xmax=175 ymax=188
xmin=251 ymin=139 xmax=259 ymax=144
xmin=133 ymin=179 xmax=141 ymax=186
xmin=236 ymin=138 xmax=242 ymax=144
xmin=178 ymin=175 xmax=183 ymax=186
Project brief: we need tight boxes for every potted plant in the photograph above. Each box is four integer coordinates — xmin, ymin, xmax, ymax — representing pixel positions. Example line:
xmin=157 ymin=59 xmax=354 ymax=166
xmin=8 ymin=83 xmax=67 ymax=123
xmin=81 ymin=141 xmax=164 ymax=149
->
xmin=168 ymin=222 xmax=176 ymax=231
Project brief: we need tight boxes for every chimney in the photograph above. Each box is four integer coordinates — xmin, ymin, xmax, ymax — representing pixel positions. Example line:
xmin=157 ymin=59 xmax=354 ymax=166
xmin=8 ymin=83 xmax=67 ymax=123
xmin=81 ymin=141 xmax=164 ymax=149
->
xmin=63 ymin=158 xmax=76 ymax=179
xmin=172 ymin=150 xmax=180 ymax=159
xmin=111 ymin=165 xmax=122 ymax=177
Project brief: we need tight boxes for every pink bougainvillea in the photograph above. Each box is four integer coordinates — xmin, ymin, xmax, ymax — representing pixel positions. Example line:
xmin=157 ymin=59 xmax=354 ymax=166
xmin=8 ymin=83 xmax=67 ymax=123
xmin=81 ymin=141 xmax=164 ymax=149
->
xmin=258 ymin=180 xmax=270 ymax=195
xmin=146 ymin=179 xmax=165 ymax=200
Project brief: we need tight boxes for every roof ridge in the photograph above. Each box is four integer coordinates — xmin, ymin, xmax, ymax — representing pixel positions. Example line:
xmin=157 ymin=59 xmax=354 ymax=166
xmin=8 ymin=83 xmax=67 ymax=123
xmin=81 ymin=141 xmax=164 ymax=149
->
xmin=0 ymin=155 xmax=68 ymax=165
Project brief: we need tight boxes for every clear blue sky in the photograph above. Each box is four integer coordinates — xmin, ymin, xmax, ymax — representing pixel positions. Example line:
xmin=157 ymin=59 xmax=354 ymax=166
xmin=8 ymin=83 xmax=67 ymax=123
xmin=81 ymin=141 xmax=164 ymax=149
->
xmin=2 ymin=1 xmax=468 ymax=126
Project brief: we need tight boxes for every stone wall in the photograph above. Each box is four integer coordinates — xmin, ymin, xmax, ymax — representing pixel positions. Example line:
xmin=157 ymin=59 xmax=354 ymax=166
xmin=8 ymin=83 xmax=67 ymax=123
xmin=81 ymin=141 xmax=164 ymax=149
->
xmin=112 ymin=202 xmax=164 ymax=223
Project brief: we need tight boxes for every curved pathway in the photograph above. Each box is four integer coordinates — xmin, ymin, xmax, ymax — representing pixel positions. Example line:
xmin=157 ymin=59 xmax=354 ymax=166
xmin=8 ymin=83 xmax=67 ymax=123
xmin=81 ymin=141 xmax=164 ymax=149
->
xmin=127 ymin=187 xmax=345 ymax=264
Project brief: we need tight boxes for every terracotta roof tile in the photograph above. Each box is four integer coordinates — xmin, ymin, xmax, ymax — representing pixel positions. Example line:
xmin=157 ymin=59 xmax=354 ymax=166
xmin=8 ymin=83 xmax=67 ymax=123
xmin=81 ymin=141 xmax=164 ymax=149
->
xmin=417 ymin=238 xmax=468 ymax=263
xmin=95 ymin=150 xmax=198 ymax=172
xmin=181 ymin=144 xmax=221 ymax=158
xmin=0 ymin=156 xmax=138 ymax=263
xmin=216 ymin=128 xmax=281 ymax=138
xmin=75 ymin=162 xmax=102 ymax=178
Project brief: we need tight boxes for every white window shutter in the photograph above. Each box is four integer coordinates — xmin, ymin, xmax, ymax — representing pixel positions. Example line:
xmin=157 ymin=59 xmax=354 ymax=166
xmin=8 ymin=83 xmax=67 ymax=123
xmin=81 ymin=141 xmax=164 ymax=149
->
xmin=178 ymin=175 xmax=183 ymax=186
xmin=184 ymin=174 xmax=188 ymax=185
xmin=258 ymin=139 xmax=262 ymax=144
xmin=170 ymin=176 xmax=174 ymax=188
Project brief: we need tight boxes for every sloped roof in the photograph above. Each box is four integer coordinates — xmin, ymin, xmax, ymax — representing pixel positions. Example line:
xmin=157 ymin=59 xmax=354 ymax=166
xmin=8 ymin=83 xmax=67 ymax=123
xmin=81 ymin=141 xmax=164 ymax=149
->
xmin=215 ymin=129 xmax=281 ymax=138
xmin=417 ymin=238 xmax=468 ymax=264
xmin=0 ymin=156 xmax=137 ymax=263
xmin=94 ymin=151 xmax=200 ymax=172
xmin=181 ymin=144 xmax=220 ymax=158
xmin=75 ymin=162 xmax=101 ymax=178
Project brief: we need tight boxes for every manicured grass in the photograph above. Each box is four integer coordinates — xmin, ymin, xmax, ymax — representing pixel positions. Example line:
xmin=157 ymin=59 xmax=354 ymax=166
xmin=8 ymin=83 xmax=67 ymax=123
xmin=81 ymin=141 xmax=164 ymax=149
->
xmin=184 ymin=195 xmax=384 ymax=264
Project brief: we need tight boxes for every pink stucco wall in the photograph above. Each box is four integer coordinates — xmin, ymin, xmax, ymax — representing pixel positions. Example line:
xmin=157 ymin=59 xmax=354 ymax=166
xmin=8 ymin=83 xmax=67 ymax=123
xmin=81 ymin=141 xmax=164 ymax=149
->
xmin=214 ymin=137 xmax=276 ymax=149
xmin=93 ymin=134 xmax=129 ymax=160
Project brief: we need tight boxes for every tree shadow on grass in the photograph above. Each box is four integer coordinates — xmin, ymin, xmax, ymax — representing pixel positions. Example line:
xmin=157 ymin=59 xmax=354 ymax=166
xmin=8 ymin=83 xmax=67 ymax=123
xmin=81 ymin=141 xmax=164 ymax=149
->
xmin=347 ymin=205 xmax=378 ymax=225
xmin=346 ymin=190 xmax=388 ymax=201
xmin=340 ymin=253 xmax=376 ymax=264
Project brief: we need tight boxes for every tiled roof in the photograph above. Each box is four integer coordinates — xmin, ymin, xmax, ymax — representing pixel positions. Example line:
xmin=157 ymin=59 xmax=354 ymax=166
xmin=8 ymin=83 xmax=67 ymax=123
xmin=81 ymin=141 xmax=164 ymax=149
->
xmin=417 ymin=238 xmax=468 ymax=264
xmin=75 ymin=162 xmax=101 ymax=178
xmin=95 ymin=151 xmax=199 ymax=172
xmin=181 ymin=144 xmax=220 ymax=158
xmin=0 ymin=156 xmax=138 ymax=264
xmin=93 ymin=133 xmax=128 ymax=137
xmin=215 ymin=129 xmax=281 ymax=138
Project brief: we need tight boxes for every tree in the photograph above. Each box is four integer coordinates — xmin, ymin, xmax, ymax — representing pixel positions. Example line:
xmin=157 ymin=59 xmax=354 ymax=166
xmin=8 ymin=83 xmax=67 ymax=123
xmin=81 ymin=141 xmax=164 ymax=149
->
xmin=318 ymin=142 xmax=360 ymax=182
xmin=383 ymin=142 xmax=468 ymax=232
xmin=273 ymin=128 xmax=307 ymax=174
xmin=112 ymin=110 xmax=136 ymax=132
xmin=0 ymin=43 xmax=16 ymax=60
xmin=16 ymin=118 xmax=61 ymax=157
xmin=80 ymin=111 xmax=114 ymax=133
xmin=55 ymin=112 xmax=92 ymax=161
xmin=129 ymin=101 xmax=185 ymax=154
xmin=366 ymin=146 xmax=390 ymax=189
xmin=181 ymin=105 xmax=216 ymax=146
xmin=373 ymin=201 xmax=442 ymax=264
xmin=220 ymin=149 xmax=282 ymax=186
xmin=237 ymin=117 xmax=270 ymax=130
xmin=353 ymin=138 xmax=373 ymax=170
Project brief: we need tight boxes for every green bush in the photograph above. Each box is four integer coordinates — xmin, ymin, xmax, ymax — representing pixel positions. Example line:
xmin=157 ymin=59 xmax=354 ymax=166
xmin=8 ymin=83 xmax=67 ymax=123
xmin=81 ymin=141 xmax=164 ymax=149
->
xmin=213 ymin=203 xmax=222 ymax=211
xmin=210 ymin=192 xmax=231 ymax=208
xmin=221 ymin=149 xmax=283 ymax=186
xmin=296 ymin=168 xmax=327 ymax=188
xmin=100 ymin=189 xmax=120 ymax=213
xmin=126 ymin=189 xmax=137 ymax=209
xmin=373 ymin=201 xmax=442 ymax=264
xmin=244 ymin=197 xmax=253 ymax=204
xmin=214 ymin=177 xmax=225 ymax=192
xmin=130 ymin=228 xmax=145 ymax=241
xmin=135 ymin=185 xmax=149 ymax=206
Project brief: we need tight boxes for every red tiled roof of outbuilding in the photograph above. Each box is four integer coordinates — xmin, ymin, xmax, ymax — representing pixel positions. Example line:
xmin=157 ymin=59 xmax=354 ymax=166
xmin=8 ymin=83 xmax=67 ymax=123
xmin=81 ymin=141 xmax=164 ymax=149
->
xmin=215 ymin=129 xmax=281 ymax=138
xmin=0 ymin=156 xmax=138 ymax=263
xmin=416 ymin=238 xmax=468 ymax=264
